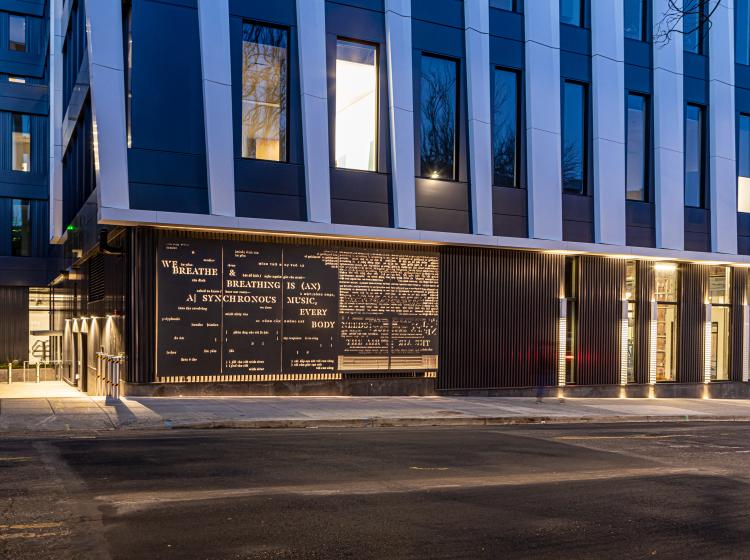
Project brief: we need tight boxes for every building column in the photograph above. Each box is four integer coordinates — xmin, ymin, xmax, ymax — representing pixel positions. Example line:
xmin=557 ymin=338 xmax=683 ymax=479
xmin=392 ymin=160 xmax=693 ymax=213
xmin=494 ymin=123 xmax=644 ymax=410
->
xmin=464 ymin=0 xmax=493 ymax=235
xmin=384 ymin=0 xmax=416 ymax=229
xmin=591 ymin=0 xmax=626 ymax=246
xmin=709 ymin=0 xmax=737 ymax=254
xmin=84 ymin=0 xmax=130 ymax=212
xmin=524 ymin=0 xmax=562 ymax=241
xmin=49 ymin=0 xmax=64 ymax=242
xmin=197 ymin=0 xmax=236 ymax=218
xmin=652 ymin=0 xmax=684 ymax=250
xmin=296 ymin=0 xmax=331 ymax=224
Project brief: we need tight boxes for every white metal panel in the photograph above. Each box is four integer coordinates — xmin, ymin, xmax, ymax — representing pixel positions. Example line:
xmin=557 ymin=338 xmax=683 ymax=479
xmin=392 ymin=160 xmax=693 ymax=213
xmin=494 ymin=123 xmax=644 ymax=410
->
xmin=652 ymin=0 xmax=684 ymax=250
xmin=524 ymin=1 xmax=562 ymax=240
xmin=84 ymin=0 xmax=130 ymax=211
xmin=709 ymin=0 xmax=737 ymax=254
xmin=297 ymin=0 xmax=331 ymax=224
xmin=197 ymin=0 xmax=236 ymax=217
xmin=49 ymin=0 xmax=64 ymax=242
xmin=465 ymin=0 xmax=493 ymax=235
xmin=385 ymin=0 xmax=416 ymax=229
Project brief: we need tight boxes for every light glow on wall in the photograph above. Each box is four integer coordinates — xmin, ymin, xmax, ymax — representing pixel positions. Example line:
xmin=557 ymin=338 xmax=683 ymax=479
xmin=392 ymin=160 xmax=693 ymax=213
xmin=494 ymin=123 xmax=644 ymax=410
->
xmin=558 ymin=298 xmax=567 ymax=387
xmin=704 ymin=303 xmax=712 ymax=384
xmin=649 ymin=300 xmax=657 ymax=385
xmin=620 ymin=300 xmax=629 ymax=386
xmin=744 ymin=304 xmax=750 ymax=382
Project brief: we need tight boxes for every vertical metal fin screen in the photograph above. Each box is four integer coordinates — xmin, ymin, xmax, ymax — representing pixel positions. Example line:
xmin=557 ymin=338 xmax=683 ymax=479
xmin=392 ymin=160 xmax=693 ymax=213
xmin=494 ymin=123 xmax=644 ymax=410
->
xmin=635 ymin=261 xmax=654 ymax=384
xmin=438 ymin=248 xmax=563 ymax=390
xmin=128 ymin=227 xmax=157 ymax=383
xmin=0 ymin=287 xmax=29 ymax=363
xmin=575 ymin=256 xmax=625 ymax=385
xmin=731 ymin=267 xmax=747 ymax=381
xmin=679 ymin=264 xmax=708 ymax=383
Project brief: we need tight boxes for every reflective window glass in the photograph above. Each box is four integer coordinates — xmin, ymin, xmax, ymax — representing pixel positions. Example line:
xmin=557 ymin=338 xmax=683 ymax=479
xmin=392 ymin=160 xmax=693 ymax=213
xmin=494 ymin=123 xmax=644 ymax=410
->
xmin=335 ymin=40 xmax=378 ymax=171
xmin=560 ymin=0 xmax=583 ymax=26
xmin=241 ymin=23 xmax=288 ymax=162
xmin=684 ymin=104 xmax=705 ymax=208
xmin=562 ymin=81 xmax=587 ymax=193
xmin=492 ymin=68 xmax=519 ymax=187
xmin=11 ymin=199 xmax=30 ymax=257
xmin=420 ymin=54 xmax=457 ymax=180
xmin=707 ymin=266 xmax=731 ymax=305
xmin=626 ymin=94 xmax=648 ymax=201
xmin=624 ymin=0 xmax=645 ymax=41
xmin=9 ymin=15 xmax=26 ymax=52
xmin=683 ymin=0 xmax=705 ymax=54
xmin=738 ymin=0 xmax=750 ymax=65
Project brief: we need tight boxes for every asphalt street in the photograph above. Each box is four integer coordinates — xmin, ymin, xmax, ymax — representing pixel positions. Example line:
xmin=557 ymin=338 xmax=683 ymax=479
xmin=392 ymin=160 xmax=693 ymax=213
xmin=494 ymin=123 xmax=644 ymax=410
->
xmin=3 ymin=423 xmax=750 ymax=559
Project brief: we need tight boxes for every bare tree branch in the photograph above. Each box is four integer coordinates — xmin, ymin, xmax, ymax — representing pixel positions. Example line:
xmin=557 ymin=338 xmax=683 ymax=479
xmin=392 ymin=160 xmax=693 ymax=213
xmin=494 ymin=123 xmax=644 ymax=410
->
xmin=653 ymin=0 xmax=721 ymax=46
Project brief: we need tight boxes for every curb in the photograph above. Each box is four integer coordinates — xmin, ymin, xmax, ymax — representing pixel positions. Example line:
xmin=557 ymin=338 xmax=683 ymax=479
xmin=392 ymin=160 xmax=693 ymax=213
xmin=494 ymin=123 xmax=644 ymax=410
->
xmin=165 ymin=414 xmax=750 ymax=430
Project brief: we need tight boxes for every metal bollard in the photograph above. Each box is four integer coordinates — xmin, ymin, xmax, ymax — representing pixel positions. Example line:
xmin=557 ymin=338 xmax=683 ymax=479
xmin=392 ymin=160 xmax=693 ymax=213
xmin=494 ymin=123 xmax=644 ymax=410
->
xmin=36 ymin=362 xmax=40 ymax=383
xmin=8 ymin=363 xmax=11 ymax=384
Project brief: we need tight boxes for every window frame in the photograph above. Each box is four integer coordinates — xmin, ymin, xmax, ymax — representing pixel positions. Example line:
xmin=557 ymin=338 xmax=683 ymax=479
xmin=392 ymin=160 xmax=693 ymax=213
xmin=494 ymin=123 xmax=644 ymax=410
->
xmin=737 ymin=0 xmax=750 ymax=65
xmin=683 ymin=0 xmax=707 ymax=55
xmin=491 ymin=66 xmax=522 ymax=188
xmin=684 ymin=102 xmax=707 ymax=209
xmin=625 ymin=92 xmax=650 ymax=202
xmin=240 ymin=20 xmax=291 ymax=163
xmin=333 ymin=36 xmax=380 ymax=173
xmin=8 ymin=14 xmax=27 ymax=52
xmin=624 ymin=0 xmax=648 ymax=42
xmin=11 ymin=112 xmax=31 ymax=173
xmin=738 ymin=113 xmax=750 ymax=213
xmin=418 ymin=51 xmax=460 ymax=182
xmin=561 ymin=79 xmax=589 ymax=195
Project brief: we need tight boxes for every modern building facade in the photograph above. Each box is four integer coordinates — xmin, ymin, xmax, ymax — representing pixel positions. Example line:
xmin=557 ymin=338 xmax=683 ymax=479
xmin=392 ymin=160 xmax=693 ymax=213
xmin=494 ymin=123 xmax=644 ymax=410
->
xmin=45 ymin=0 xmax=750 ymax=397
xmin=0 ymin=0 xmax=58 ymax=365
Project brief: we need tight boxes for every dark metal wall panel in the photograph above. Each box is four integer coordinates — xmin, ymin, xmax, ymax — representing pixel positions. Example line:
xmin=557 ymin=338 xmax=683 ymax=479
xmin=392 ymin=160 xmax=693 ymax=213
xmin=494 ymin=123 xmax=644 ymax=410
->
xmin=679 ymin=264 xmax=707 ymax=383
xmin=731 ymin=267 xmax=747 ymax=382
xmin=438 ymin=247 xmax=563 ymax=390
xmin=635 ymin=260 xmax=654 ymax=384
xmin=0 ymin=286 xmax=28 ymax=363
xmin=575 ymin=256 xmax=624 ymax=385
xmin=127 ymin=227 xmax=157 ymax=384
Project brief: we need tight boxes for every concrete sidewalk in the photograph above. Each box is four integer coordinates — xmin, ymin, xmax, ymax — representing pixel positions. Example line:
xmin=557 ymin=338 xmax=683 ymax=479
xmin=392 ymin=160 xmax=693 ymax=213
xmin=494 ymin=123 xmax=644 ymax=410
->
xmin=5 ymin=385 xmax=750 ymax=432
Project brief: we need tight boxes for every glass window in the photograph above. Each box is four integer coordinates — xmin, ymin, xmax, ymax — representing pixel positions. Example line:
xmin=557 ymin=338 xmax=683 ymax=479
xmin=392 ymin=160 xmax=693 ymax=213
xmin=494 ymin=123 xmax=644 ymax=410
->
xmin=420 ymin=54 xmax=457 ymax=180
xmin=492 ymin=68 xmax=519 ymax=187
xmin=708 ymin=266 xmax=731 ymax=304
xmin=711 ymin=306 xmax=731 ymax=381
xmin=684 ymin=0 xmax=705 ymax=54
xmin=11 ymin=199 xmax=31 ymax=257
xmin=560 ymin=0 xmax=583 ymax=26
xmin=685 ymin=104 xmax=705 ymax=207
xmin=562 ymin=81 xmax=587 ymax=194
xmin=739 ymin=115 xmax=750 ymax=212
xmin=654 ymin=262 xmax=679 ymax=302
xmin=738 ymin=0 xmax=750 ymax=65
xmin=626 ymin=93 xmax=648 ymax=201
xmin=624 ymin=0 xmax=646 ymax=41
xmin=335 ymin=40 xmax=378 ymax=171
xmin=11 ymin=113 xmax=31 ymax=172
xmin=656 ymin=303 xmax=678 ymax=381
xmin=9 ymin=15 xmax=26 ymax=52
xmin=241 ymin=23 xmax=288 ymax=162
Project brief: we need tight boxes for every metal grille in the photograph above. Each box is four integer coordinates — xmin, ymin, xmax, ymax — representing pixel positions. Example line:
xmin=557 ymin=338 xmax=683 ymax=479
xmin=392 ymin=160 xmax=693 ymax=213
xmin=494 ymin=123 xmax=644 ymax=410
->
xmin=88 ymin=253 xmax=105 ymax=303
xmin=679 ymin=264 xmax=708 ymax=383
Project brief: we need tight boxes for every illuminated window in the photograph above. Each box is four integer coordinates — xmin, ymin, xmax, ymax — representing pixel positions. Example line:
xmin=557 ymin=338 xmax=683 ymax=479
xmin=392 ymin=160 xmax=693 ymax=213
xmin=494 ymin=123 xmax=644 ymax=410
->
xmin=420 ymin=54 xmax=457 ymax=180
xmin=654 ymin=263 xmax=678 ymax=382
xmin=9 ymin=15 xmax=26 ymax=52
xmin=739 ymin=114 xmax=750 ymax=212
xmin=11 ymin=113 xmax=31 ymax=172
xmin=708 ymin=266 xmax=731 ymax=381
xmin=8 ymin=76 xmax=26 ymax=84
xmin=241 ymin=23 xmax=288 ymax=162
xmin=335 ymin=40 xmax=377 ymax=171
xmin=11 ymin=199 xmax=31 ymax=257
